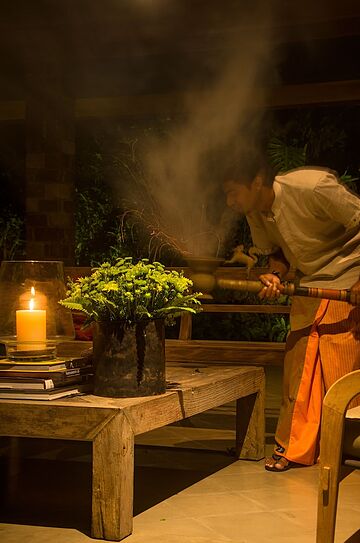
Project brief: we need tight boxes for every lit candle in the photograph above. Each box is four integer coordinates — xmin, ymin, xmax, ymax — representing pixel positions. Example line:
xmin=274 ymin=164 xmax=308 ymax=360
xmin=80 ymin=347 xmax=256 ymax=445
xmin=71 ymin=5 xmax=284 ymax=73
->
xmin=16 ymin=287 xmax=46 ymax=350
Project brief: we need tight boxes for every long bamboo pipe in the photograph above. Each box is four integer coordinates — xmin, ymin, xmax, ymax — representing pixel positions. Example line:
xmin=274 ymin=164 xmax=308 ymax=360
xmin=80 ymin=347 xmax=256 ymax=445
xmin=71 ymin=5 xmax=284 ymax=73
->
xmin=216 ymin=278 xmax=352 ymax=302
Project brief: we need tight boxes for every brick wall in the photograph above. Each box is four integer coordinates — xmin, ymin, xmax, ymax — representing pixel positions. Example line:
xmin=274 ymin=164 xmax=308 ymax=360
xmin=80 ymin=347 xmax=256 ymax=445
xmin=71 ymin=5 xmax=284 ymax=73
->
xmin=25 ymin=66 xmax=75 ymax=264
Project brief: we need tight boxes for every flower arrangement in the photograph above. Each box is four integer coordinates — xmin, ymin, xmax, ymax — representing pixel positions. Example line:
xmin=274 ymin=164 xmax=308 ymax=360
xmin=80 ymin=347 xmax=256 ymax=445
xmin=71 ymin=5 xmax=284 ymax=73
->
xmin=59 ymin=257 xmax=202 ymax=326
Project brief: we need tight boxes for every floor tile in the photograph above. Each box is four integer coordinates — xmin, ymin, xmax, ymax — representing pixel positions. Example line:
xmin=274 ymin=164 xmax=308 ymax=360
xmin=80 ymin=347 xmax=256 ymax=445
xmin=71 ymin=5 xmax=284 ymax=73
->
xmin=1 ymin=363 xmax=358 ymax=543
xmin=197 ymin=510 xmax=313 ymax=541
xmin=131 ymin=516 xmax=231 ymax=542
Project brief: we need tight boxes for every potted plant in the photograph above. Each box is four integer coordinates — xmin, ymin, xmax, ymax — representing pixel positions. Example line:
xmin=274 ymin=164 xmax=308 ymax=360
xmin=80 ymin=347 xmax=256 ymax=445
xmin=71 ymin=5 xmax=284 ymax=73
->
xmin=60 ymin=257 xmax=202 ymax=397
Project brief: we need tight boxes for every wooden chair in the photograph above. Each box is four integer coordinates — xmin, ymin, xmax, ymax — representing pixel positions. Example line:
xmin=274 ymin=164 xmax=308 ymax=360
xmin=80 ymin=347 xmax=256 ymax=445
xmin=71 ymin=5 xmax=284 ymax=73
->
xmin=317 ymin=369 xmax=360 ymax=543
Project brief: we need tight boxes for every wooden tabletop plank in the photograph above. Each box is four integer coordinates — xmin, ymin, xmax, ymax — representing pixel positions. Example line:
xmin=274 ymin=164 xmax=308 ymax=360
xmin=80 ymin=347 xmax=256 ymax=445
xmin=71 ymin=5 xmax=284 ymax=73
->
xmin=125 ymin=368 xmax=264 ymax=435
xmin=0 ymin=365 xmax=263 ymax=438
xmin=0 ymin=404 xmax=117 ymax=440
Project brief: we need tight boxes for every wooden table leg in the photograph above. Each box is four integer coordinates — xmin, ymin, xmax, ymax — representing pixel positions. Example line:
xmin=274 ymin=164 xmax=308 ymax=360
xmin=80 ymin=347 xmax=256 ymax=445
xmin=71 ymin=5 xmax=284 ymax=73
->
xmin=235 ymin=376 xmax=265 ymax=460
xmin=7 ymin=437 xmax=21 ymax=505
xmin=92 ymin=411 xmax=134 ymax=541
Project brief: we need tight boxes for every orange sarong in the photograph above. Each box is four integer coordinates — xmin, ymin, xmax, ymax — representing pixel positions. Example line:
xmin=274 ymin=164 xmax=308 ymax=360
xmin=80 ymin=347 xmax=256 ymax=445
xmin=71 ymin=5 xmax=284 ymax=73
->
xmin=275 ymin=296 xmax=360 ymax=465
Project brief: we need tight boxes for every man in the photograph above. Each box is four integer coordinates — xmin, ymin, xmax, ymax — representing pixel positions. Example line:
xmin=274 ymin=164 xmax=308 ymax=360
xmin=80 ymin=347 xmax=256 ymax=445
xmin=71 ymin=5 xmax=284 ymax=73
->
xmin=223 ymin=159 xmax=360 ymax=471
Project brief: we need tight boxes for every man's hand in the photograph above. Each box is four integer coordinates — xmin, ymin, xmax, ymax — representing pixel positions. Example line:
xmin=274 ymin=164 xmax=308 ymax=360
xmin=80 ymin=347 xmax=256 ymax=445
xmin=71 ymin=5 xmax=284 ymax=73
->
xmin=350 ymin=279 xmax=360 ymax=305
xmin=258 ymin=273 xmax=283 ymax=300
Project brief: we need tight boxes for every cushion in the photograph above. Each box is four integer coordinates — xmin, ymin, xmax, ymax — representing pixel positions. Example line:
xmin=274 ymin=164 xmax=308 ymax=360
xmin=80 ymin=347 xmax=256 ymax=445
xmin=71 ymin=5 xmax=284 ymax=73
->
xmin=72 ymin=311 xmax=93 ymax=341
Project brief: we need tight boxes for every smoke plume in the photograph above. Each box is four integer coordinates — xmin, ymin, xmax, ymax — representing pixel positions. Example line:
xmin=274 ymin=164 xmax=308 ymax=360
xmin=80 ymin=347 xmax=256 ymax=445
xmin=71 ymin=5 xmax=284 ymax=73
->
xmin=120 ymin=4 xmax=277 ymax=258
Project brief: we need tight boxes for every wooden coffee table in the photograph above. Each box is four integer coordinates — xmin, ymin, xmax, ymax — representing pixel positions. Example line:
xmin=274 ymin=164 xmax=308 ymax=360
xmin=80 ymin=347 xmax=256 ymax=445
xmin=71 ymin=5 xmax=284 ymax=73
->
xmin=0 ymin=363 xmax=265 ymax=541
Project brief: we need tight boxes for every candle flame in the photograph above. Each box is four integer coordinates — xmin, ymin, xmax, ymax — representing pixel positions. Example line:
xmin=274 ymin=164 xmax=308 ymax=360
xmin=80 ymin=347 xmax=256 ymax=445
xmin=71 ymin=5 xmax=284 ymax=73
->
xmin=28 ymin=287 xmax=37 ymax=310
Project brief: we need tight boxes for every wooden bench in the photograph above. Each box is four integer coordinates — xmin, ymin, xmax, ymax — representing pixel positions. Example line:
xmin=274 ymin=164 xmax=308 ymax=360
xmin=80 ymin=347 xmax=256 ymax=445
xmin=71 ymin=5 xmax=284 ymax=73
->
xmin=0 ymin=363 xmax=265 ymax=541
xmin=65 ymin=266 xmax=290 ymax=368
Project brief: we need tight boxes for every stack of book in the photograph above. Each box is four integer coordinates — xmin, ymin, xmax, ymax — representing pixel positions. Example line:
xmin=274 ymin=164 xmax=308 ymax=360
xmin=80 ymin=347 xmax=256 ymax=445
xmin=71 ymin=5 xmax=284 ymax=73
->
xmin=0 ymin=352 xmax=93 ymax=400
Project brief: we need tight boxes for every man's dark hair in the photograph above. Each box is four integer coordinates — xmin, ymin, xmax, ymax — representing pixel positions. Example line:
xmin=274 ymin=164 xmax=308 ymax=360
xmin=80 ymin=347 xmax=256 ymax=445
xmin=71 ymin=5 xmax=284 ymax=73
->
xmin=223 ymin=148 xmax=275 ymax=187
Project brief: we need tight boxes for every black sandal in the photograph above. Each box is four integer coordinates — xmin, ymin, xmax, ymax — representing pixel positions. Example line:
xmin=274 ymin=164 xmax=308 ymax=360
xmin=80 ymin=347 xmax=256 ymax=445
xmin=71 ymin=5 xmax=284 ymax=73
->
xmin=265 ymin=453 xmax=291 ymax=472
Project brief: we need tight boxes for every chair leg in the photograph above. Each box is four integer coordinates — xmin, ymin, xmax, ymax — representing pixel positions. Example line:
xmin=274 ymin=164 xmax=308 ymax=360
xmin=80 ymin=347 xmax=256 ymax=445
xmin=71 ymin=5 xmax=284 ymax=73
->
xmin=316 ymin=405 xmax=344 ymax=543
xmin=317 ymin=465 xmax=340 ymax=543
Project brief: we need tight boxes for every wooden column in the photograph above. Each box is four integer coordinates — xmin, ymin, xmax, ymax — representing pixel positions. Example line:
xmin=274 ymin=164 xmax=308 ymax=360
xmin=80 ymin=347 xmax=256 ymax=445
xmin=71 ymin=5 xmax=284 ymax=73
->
xmin=25 ymin=63 xmax=75 ymax=264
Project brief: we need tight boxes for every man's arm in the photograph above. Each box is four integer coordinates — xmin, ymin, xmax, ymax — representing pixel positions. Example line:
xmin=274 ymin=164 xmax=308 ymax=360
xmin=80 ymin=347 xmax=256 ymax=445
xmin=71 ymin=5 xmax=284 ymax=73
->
xmin=312 ymin=172 xmax=360 ymax=231
xmin=258 ymin=249 xmax=290 ymax=300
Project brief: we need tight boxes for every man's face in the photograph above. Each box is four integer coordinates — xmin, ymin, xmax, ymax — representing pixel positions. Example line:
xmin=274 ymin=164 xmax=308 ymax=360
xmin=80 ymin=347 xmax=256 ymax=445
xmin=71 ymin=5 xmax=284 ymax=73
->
xmin=223 ymin=179 xmax=259 ymax=215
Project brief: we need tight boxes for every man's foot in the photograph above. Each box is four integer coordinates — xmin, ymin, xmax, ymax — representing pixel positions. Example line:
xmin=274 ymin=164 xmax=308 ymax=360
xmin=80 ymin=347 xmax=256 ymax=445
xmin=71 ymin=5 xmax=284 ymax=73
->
xmin=265 ymin=454 xmax=291 ymax=472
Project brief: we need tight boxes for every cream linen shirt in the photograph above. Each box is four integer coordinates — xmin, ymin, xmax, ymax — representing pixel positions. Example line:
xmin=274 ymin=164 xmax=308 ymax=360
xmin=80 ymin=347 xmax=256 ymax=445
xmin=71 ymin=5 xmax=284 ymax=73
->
xmin=246 ymin=168 xmax=360 ymax=288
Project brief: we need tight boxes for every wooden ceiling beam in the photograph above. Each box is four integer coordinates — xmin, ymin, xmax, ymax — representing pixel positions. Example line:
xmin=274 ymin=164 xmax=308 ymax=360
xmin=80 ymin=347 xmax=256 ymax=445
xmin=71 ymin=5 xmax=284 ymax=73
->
xmin=267 ymin=80 xmax=360 ymax=108
xmin=0 ymin=13 xmax=359 ymax=63
xmin=0 ymin=80 xmax=358 ymax=122
xmin=74 ymin=80 xmax=360 ymax=118
xmin=0 ymin=100 xmax=25 ymax=121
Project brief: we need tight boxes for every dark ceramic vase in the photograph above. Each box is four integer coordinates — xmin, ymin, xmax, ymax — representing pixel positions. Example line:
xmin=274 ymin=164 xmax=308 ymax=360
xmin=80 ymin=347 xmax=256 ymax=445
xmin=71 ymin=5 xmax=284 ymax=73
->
xmin=93 ymin=319 xmax=166 ymax=398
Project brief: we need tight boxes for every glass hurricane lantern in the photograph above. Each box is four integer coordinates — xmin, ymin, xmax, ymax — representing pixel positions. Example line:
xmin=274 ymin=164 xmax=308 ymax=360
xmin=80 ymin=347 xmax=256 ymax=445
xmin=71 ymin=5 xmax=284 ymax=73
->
xmin=0 ymin=260 xmax=75 ymax=361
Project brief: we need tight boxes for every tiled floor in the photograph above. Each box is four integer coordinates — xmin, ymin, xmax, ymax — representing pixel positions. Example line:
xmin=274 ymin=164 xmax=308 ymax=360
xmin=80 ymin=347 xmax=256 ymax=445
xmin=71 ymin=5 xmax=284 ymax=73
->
xmin=0 ymin=366 xmax=359 ymax=543
xmin=1 ymin=431 xmax=359 ymax=543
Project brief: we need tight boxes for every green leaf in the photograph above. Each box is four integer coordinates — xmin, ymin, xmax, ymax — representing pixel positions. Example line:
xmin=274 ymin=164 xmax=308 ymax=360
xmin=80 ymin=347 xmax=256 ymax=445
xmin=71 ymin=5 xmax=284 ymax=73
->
xmin=58 ymin=301 xmax=86 ymax=312
xmin=59 ymin=259 xmax=202 ymax=325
